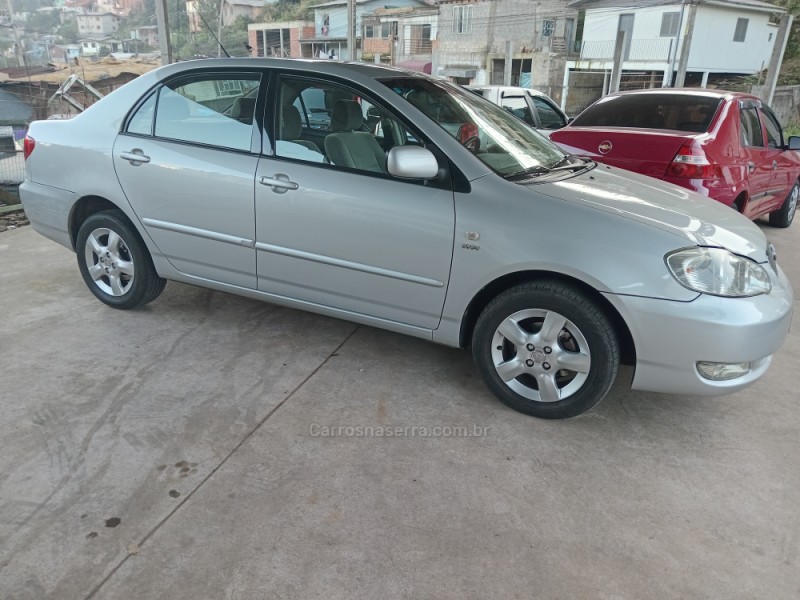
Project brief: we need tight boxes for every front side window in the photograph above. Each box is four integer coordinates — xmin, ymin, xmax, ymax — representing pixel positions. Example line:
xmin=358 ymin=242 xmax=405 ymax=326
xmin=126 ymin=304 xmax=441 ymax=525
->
xmin=760 ymin=108 xmax=783 ymax=149
xmin=146 ymin=74 xmax=260 ymax=151
xmin=453 ymin=5 xmax=472 ymax=34
xmin=739 ymin=107 xmax=764 ymax=147
xmin=382 ymin=77 xmax=565 ymax=177
xmin=276 ymin=78 xmax=421 ymax=175
xmin=734 ymin=18 xmax=748 ymax=42
xmin=660 ymin=12 xmax=680 ymax=37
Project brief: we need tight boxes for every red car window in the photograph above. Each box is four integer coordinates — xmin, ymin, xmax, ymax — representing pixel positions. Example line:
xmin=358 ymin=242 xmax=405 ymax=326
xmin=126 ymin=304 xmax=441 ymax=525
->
xmin=740 ymin=108 xmax=764 ymax=148
xmin=760 ymin=108 xmax=783 ymax=149
xmin=571 ymin=94 xmax=721 ymax=132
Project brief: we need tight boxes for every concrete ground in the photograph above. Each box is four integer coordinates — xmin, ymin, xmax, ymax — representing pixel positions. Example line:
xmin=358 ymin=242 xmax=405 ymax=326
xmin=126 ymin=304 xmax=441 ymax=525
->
xmin=1 ymin=223 xmax=798 ymax=600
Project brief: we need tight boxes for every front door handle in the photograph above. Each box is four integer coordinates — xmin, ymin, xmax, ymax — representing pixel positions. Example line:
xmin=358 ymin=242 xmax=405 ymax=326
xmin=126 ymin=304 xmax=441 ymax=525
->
xmin=747 ymin=161 xmax=756 ymax=174
xmin=260 ymin=174 xmax=299 ymax=194
xmin=772 ymin=160 xmax=778 ymax=170
xmin=120 ymin=149 xmax=151 ymax=165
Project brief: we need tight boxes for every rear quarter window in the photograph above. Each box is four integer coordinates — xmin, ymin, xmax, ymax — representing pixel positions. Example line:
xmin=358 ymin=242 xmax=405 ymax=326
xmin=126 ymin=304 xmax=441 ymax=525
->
xmin=572 ymin=94 xmax=722 ymax=132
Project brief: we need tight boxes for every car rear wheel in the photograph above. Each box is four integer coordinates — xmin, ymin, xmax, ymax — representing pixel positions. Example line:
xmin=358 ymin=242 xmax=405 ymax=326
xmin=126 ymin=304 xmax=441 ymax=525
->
xmin=472 ymin=281 xmax=620 ymax=419
xmin=769 ymin=180 xmax=798 ymax=228
xmin=76 ymin=210 xmax=166 ymax=309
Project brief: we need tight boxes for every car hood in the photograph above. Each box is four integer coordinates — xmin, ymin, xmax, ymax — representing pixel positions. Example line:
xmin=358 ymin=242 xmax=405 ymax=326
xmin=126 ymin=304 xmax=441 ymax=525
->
xmin=536 ymin=165 xmax=767 ymax=261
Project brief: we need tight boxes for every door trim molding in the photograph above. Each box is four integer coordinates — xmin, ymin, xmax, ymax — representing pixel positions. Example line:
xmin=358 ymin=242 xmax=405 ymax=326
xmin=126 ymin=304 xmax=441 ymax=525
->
xmin=254 ymin=241 xmax=445 ymax=288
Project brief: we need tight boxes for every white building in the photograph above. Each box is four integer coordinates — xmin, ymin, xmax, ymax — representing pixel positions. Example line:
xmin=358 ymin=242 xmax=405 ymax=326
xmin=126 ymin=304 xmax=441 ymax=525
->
xmin=76 ymin=12 xmax=121 ymax=37
xmin=567 ymin=0 xmax=784 ymax=88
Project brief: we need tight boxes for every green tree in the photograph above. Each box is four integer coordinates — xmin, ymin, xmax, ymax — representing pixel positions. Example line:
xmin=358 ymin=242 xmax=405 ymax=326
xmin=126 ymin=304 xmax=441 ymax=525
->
xmin=57 ymin=20 xmax=77 ymax=44
xmin=25 ymin=8 xmax=60 ymax=34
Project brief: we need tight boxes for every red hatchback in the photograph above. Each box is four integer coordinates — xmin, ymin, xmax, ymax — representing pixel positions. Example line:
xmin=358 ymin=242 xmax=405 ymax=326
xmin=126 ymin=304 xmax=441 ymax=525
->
xmin=550 ymin=89 xmax=800 ymax=227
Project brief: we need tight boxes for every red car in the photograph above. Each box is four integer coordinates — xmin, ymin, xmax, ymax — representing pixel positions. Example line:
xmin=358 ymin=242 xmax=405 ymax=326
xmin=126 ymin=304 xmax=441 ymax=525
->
xmin=550 ymin=89 xmax=800 ymax=227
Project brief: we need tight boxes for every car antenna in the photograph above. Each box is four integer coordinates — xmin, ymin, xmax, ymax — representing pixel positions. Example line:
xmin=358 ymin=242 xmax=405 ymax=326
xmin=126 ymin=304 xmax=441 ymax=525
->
xmin=195 ymin=10 xmax=230 ymax=58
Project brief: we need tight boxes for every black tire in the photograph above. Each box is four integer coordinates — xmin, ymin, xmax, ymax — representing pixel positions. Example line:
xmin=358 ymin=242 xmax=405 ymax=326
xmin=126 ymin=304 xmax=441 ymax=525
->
xmin=472 ymin=281 xmax=619 ymax=419
xmin=769 ymin=179 xmax=798 ymax=228
xmin=76 ymin=210 xmax=166 ymax=309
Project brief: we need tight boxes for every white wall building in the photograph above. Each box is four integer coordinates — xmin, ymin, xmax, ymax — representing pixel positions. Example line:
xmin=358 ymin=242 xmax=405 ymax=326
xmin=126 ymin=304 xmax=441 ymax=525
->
xmin=568 ymin=0 xmax=784 ymax=88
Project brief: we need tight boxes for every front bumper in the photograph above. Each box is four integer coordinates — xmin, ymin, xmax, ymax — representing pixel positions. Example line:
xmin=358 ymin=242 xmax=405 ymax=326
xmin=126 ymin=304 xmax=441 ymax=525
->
xmin=605 ymin=263 xmax=793 ymax=396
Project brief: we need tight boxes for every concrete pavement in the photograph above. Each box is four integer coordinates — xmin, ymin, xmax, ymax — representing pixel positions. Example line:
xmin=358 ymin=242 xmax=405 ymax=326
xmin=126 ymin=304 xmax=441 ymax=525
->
xmin=1 ymin=224 xmax=798 ymax=599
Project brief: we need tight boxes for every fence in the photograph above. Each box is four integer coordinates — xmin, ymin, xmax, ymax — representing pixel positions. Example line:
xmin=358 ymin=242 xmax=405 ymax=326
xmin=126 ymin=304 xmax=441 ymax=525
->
xmin=0 ymin=151 xmax=25 ymax=186
xmin=564 ymin=71 xmax=664 ymax=116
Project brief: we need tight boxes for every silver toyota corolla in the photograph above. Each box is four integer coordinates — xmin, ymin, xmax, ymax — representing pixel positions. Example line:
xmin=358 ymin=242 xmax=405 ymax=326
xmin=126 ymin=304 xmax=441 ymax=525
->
xmin=20 ymin=59 xmax=794 ymax=419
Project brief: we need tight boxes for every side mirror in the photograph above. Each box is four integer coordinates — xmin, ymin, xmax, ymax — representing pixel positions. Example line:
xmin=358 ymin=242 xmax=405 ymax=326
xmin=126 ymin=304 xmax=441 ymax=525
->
xmin=787 ymin=136 xmax=800 ymax=151
xmin=387 ymin=146 xmax=439 ymax=179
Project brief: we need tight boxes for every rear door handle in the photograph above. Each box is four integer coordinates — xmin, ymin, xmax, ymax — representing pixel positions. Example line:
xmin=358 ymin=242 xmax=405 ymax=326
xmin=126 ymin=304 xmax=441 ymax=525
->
xmin=120 ymin=149 xmax=151 ymax=165
xmin=772 ymin=160 xmax=778 ymax=170
xmin=747 ymin=162 xmax=756 ymax=174
xmin=260 ymin=174 xmax=299 ymax=193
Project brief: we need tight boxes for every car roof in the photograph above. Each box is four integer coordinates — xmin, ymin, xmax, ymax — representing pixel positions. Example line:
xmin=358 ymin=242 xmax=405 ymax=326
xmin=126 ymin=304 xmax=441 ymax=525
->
xmin=156 ymin=57 xmax=425 ymax=81
xmin=465 ymin=84 xmax=553 ymax=99
xmin=604 ymin=87 xmax=755 ymax=102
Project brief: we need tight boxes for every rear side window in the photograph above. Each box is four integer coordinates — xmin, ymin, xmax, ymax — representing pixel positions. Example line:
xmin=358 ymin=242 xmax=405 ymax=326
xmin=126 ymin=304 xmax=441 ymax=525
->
xmin=500 ymin=96 xmax=535 ymax=126
xmin=125 ymin=73 xmax=261 ymax=151
xmin=571 ymin=94 xmax=722 ymax=132
xmin=530 ymin=96 xmax=566 ymax=129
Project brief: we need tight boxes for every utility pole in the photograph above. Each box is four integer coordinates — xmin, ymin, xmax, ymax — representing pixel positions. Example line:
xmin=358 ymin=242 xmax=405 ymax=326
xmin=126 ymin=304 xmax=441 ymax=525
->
xmin=217 ymin=0 xmax=224 ymax=58
xmin=674 ymin=2 xmax=697 ymax=88
xmin=664 ymin=0 xmax=687 ymax=87
xmin=764 ymin=13 xmax=794 ymax=104
xmin=155 ymin=0 xmax=172 ymax=64
xmin=609 ymin=29 xmax=627 ymax=93
xmin=347 ymin=0 xmax=355 ymax=60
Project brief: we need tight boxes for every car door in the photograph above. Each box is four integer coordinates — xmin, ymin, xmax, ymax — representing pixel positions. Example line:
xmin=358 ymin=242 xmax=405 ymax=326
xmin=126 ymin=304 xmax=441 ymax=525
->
xmin=737 ymin=102 xmax=776 ymax=218
xmin=254 ymin=74 xmax=455 ymax=330
xmin=113 ymin=71 xmax=262 ymax=288
xmin=759 ymin=106 xmax=793 ymax=213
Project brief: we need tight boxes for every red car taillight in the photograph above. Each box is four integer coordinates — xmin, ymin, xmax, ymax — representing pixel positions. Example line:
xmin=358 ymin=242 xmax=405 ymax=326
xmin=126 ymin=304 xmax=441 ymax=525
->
xmin=23 ymin=135 xmax=35 ymax=160
xmin=667 ymin=142 xmax=723 ymax=179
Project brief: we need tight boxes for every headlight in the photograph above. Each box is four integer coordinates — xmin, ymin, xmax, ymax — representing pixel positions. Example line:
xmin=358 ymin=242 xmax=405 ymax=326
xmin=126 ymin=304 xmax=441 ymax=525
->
xmin=665 ymin=247 xmax=771 ymax=297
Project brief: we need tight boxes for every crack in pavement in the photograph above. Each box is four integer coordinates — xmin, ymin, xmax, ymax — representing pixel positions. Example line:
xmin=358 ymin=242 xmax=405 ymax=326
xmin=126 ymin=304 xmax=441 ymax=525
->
xmin=82 ymin=324 xmax=361 ymax=600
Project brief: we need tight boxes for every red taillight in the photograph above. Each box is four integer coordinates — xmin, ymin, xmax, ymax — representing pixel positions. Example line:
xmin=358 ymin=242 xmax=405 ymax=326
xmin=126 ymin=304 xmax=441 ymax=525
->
xmin=666 ymin=142 xmax=723 ymax=179
xmin=23 ymin=135 xmax=35 ymax=160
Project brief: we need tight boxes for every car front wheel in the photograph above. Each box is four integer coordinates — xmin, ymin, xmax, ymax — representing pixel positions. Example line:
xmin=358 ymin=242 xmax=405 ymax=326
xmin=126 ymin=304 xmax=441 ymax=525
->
xmin=769 ymin=179 xmax=798 ymax=228
xmin=76 ymin=210 xmax=166 ymax=309
xmin=472 ymin=281 xmax=620 ymax=419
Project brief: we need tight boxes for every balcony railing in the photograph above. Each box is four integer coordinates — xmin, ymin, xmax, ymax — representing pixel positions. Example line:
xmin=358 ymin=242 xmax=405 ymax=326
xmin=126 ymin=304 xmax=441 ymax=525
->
xmin=579 ymin=38 xmax=672 ymax=62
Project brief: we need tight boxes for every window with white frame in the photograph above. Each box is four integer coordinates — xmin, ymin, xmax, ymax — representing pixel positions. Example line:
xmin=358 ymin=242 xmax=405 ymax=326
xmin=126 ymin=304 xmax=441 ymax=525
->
xmin=660 ymin=12 xmax=680 ymax=37
xmin=733 ymin=18 xmax=748 ymax=42
xmin=453 ymin=5 xmax=472 ymax=34
xmin=541 ymin=20 xmax=555 ymax=37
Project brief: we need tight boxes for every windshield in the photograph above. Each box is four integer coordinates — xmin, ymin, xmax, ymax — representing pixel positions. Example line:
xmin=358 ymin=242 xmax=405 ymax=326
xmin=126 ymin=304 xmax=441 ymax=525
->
xmin=380 ymin=77 xmax=566 ymax=177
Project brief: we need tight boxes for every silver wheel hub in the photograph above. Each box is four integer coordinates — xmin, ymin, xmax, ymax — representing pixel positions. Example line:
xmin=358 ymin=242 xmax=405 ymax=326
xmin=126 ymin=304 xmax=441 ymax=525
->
xmin=490 ymin=308 xmax=591 ymax=403
xmin=84 ymin=227 xmax=135 ymax=297
xmin=789 ymin=184 xmax=798 ymax=218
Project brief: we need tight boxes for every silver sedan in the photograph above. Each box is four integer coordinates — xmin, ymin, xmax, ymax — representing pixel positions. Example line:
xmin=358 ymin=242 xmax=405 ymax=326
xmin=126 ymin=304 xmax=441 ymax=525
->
xmin=20 ymin=59 xmax=793 ymax=419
